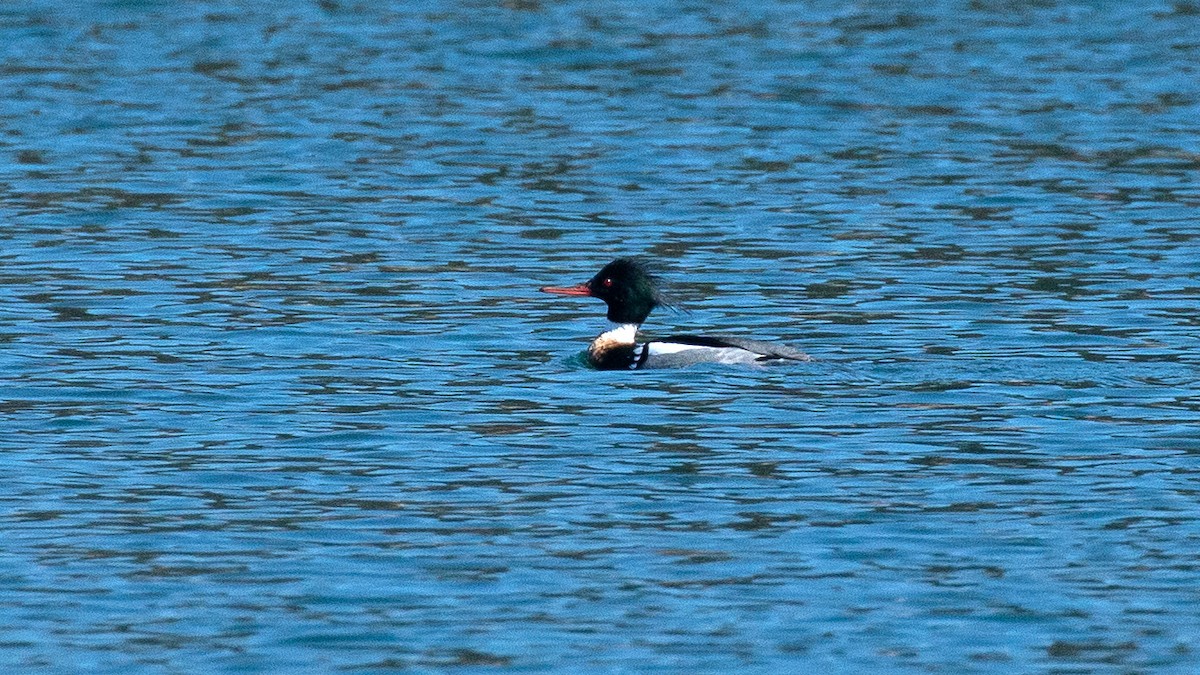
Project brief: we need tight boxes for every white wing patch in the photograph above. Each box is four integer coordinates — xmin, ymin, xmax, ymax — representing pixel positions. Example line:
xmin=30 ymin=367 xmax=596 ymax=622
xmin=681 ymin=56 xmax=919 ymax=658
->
xmin=642 ymin=341 xmax=762 ymax=367
xmin=647 ymin=342 xmax=709 ymax=356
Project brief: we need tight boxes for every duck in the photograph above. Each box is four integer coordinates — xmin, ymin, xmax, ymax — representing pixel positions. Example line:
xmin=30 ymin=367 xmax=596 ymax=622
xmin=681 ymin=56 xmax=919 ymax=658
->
xmin=540 ymin=258 xmax=811 ymax=369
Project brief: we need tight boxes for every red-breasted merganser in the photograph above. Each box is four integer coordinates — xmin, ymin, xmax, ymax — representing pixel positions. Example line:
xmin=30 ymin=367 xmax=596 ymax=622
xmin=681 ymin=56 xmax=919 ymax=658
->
xmin=540 ymin=258 xmax=811 ymax=370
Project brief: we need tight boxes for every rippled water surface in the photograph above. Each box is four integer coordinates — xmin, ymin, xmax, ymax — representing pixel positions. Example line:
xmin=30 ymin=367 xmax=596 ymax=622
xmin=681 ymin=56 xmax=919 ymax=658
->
xmin=3 ymin=0 xmax=1200 ymax=671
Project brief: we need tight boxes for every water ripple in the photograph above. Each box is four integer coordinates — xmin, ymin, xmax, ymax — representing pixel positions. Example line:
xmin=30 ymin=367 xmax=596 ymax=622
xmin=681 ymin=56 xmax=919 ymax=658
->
xmin=2 ymin=0 xmax=1199 ymax=672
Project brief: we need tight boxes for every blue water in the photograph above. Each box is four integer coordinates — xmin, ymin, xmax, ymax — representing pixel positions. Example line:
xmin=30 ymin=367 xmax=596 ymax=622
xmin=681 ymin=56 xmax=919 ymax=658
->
xmin=3 ymin=0 xmax=1199 ymax=671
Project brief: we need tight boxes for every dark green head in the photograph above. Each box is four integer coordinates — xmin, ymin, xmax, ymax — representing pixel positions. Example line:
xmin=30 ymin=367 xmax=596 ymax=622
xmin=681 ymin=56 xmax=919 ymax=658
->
xmin=541 ymin=257 xmax=666 ymax=324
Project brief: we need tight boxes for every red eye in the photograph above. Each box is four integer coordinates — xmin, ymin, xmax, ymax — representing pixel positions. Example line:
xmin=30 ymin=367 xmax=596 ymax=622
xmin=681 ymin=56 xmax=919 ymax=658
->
xmin=602 ymin=278 xmax=613 ymax=288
